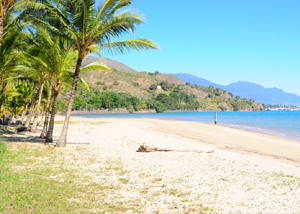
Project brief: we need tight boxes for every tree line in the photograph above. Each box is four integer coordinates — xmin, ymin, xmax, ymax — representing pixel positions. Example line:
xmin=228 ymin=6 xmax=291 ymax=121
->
xmin=0 ymin=0 xmax=159 ymax=147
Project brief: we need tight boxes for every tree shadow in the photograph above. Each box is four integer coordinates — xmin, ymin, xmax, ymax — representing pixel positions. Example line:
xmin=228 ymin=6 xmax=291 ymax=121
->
xmin=2 ymin=131 xmax=87 ymax=145
xmin=2 ymin=132 xmax=46 ymax=144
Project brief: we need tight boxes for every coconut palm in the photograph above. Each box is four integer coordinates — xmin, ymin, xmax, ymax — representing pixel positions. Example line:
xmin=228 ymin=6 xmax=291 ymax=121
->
xmin=3 ymin=86 xmax=23 ymax=120
xmin=0 ymin=0 xmax=30 ymax=45
xmin=48 ymin=0 xmax=160 ymax=147
xmin=44 ymin=46 xmax=111 ymax=142
xmin=0 ymin=24 xmax=23 ymax=113
xmin=18 ymin=26 xmax=63 ymax=131
xmin=15 ymin=82 xmax=34 ymax=123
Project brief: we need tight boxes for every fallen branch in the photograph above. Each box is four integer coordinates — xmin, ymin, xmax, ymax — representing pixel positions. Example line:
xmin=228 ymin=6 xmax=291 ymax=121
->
xmin=137 ymin=144 xmax=214 ymax=153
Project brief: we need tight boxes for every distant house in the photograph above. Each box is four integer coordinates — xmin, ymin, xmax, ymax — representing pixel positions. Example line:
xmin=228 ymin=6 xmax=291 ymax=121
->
xmin=157 ymin=85 xmax=162 ymax=89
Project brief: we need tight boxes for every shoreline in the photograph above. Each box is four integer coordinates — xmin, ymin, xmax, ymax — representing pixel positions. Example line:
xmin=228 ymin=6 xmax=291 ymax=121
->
xmin=70 ymin=109 xmax=264 ymax=115
xmin=70 ymin=112 xmax=300 ymax=143
xmin=64 ymin=115 xmax=300 ymax=165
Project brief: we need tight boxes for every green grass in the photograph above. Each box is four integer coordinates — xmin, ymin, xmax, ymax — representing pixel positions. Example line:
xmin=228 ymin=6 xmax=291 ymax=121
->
xmin=0 ymin=143 xmax=127 ymax=213
xmin=0 ymin=139 xmax=6 ymax=154
xmin=0 ymin=142 xmax=213 ymax=213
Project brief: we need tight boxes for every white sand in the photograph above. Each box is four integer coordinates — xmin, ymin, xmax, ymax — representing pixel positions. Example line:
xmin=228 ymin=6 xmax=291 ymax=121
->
xmin=47 ymin=116 xmax=300 ymax=212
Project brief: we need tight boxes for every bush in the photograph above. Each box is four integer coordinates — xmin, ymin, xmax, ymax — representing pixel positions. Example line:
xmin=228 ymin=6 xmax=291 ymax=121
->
xmin=186 ymin=82 xmax=190 ymax=85
xmin=0 ymin=141 xmax=7 ymax=154
xmin=96 ymin=81 xmax=104 ymax=85
xmin=149 ymin=84 xmax=157 ymax=90
xmin=218 ymin=106 xmax=227 ymax=111
xmin=113 ymin=80 xmax=120 ymax=86
xmin=132 ymin=82 xmax=139 ymax=87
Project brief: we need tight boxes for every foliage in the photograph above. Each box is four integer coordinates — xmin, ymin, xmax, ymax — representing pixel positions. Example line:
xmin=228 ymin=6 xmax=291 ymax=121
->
xmin=149 ymin=84 xmax=157 ymax=90
xmin=68 ymin=85 xmax=204 ymax=113
xmin=132 ymin=82 xmax=139 ymax=87
xmin=113 ymin=80 xmax=120 ymax=86
xmin=218 ymin=106 xmax=227 ymax=111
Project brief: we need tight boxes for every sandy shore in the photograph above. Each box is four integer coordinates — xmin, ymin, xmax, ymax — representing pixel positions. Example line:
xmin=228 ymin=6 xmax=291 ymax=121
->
xmin=6 ymin=116 xmax=300 ymax=213
xmin=59 ymin=115 xmax=300 ymax=166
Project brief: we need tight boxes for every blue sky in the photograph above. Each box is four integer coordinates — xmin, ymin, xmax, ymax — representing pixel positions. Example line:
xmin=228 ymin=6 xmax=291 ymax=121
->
xmin=96 ymin=0 xmax=300 ymax=96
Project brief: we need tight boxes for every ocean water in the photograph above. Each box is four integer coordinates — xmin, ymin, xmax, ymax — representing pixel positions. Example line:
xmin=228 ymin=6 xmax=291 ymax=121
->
xmin=73 ymin=111 xmax=300 ymax=142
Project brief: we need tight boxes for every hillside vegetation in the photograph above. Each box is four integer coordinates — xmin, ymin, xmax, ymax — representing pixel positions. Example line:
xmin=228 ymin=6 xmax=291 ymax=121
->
xmin=57 ymin=66 xmax=263 ymax=113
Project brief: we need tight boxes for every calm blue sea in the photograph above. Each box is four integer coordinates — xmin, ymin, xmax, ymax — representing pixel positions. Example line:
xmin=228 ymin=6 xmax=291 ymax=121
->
xmin=73 ymin=111 xmax=300 ymax=142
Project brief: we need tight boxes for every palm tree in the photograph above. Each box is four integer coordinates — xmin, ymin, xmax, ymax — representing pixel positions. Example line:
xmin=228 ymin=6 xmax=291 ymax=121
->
xmin=18 ymin=27 xmax=57 ymax=131
xmin=51 ymin=0 xmax=159 ymax=147
xmin=15 ymin=82 xmax=34 ymax=123
xmin=45 ymin=48 xmax=111 ymax=143
xmin=0 ymin=0 xmax=29 ymax=45
xmin=0 ymin=24 xmax=22 ymax=113
xmin=3 ymin=87 xmax=23 ymax=120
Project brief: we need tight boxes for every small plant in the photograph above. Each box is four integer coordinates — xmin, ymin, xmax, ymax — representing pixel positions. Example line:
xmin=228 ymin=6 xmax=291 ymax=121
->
xmin=113 ymin=80 xmax=120 ymax=85
xmin=149 ymin=84 xmax=157 ymax=90
xmin=218 ymin=106 xmax=227 ymax=111
xmin=132 ymin=82 xmax=139 ymax=87
xmin=96 ymin=81 xmax=104 ymax=85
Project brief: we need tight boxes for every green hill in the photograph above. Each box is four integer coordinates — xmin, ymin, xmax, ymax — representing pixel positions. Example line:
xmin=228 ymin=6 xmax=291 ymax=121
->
xmin=57 ymin=58 xmax=263 ymax=113
xmin=82 ymin=56 xmax=137 ymax=73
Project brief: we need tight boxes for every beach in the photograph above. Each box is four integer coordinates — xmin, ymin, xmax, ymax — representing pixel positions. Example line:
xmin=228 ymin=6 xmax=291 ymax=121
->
xmin=46 ymin=116 xmax=300 ymax=213
xmin=3 ymin=115 xmax=300 ymax=213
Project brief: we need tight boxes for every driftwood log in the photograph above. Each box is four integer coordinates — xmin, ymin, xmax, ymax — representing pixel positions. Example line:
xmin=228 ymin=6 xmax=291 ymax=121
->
xmin=137 ymin=144 xmax=214 ymax=153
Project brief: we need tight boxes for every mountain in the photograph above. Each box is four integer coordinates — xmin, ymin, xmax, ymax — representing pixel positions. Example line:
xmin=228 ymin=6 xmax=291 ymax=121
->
xmin=58 ymin=62 xmax=262 ymax=112
xmin=171 ymin=73 xmax=222 ymax=88
xmin=225 ymin=81 xmax=300 ymax=106
xmin=82 ymin=56 xmax=137 ymax=73
xmin=172 ymin=73 xmax=300 ymax=106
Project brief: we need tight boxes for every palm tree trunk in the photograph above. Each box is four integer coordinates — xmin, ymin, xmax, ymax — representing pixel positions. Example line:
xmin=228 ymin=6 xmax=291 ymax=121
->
xmin=25 ymin=84 xmax=37 ymax=127
xmin=38 ymin=108 xmax=45 ymax=127
xmin=40 ymin=75 xmax=54 ymax=138
xmin=56 ymin=58 xmax=83 ymax=147
xmin=21 ymin=103 xmax=29 ymax=123
xmin=45 ymin=89 xmax=59 ymax=143
xmin=31 ymin=82 xmax=44 ymax=132
xmin=0 ymin=81 xmax=7 ymax=111
xmin=0 ymin=16 xmax=4 ymax=46
xmin=2 ymin=108 xmax=5 ymax=122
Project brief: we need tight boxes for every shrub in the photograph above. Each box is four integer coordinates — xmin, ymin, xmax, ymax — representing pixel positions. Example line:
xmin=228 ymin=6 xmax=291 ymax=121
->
xmin=96 ymin=81 xmax=104 ymax=85
xmin=186 ymin=82 xmax=190 ymax=85
xmin=132 ymin=82 xmax=139 ymax=87
xmin=113 ymin=80 xmax=120 ymax=85
xmin=228 ymin=92 xmax=234 ymax=98
xmin=149 ymin=84 xmax=157 ymax=90
xmin=218 ymin=106 xmax=227 ymax=111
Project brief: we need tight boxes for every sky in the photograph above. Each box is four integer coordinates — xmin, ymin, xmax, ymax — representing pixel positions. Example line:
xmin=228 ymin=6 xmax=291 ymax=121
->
xmin=95 ymin=0 xmax=300 ymax=96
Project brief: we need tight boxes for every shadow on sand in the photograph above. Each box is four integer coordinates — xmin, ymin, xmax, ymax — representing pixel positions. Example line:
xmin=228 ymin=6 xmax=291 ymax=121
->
xmin=1 ymin=130 xmax=88 ymax=145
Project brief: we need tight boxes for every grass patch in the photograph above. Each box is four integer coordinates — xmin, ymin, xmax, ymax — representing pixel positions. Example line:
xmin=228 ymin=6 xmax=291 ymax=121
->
xmin=0 ymin=140 xmax=6 ymax=154
xmin=0 ymin=143 xmax=127 ymax=213
xmin=0 ymin=141 xmax=212 ymax=213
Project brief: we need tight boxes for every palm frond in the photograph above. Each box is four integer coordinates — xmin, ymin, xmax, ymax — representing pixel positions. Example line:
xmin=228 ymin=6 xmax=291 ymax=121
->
xmin=100 ymin=39 xmax=160 ymax=55
xmin=80 ymin=61 xmax=112 ymax=73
